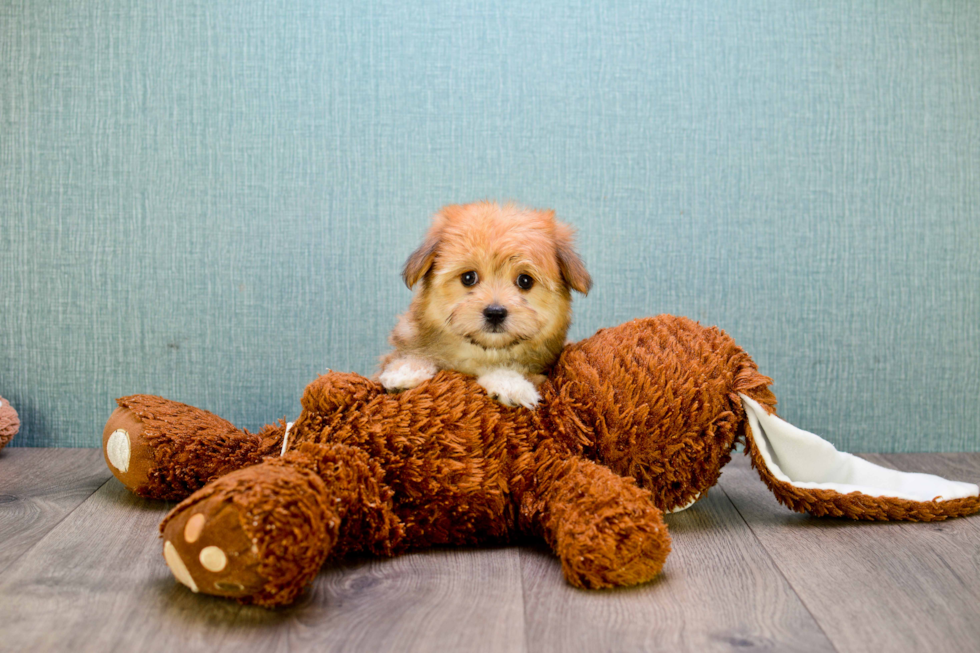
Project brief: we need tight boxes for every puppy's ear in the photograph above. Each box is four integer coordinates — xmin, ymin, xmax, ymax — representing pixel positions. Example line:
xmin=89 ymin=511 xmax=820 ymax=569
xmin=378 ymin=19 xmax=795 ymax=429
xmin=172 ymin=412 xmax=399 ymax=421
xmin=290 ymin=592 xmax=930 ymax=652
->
xmin=553 ymin=222 xmax=592 ymax=295
xmin=402 ymin=234 xmax=439 ymax=289
xmin=402 ymin=218 xmax=446 ymax=289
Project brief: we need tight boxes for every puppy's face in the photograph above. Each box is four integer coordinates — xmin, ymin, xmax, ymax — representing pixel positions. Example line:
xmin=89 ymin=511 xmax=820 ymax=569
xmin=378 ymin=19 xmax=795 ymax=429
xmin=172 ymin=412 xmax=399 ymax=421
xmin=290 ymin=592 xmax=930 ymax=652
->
xmin=402 ymin=202 xmax=591 ymax=360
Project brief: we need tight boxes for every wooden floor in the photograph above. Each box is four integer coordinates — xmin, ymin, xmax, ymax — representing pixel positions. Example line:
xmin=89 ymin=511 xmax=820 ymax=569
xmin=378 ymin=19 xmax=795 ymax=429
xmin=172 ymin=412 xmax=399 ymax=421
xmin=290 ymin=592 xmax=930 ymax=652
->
xmin=0 ymin=449 xmax=978 ymax=652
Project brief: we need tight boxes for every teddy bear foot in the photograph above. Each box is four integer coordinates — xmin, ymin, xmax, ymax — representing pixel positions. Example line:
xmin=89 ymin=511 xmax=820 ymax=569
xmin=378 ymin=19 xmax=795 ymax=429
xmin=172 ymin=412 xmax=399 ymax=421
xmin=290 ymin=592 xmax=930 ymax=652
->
xmin=159 ymin=459 xmax=340 ymax=607
xmin=556 ymin=502 xmax=672 ymax=590
xmin=527 ymin=452 xmax=673 ymax=590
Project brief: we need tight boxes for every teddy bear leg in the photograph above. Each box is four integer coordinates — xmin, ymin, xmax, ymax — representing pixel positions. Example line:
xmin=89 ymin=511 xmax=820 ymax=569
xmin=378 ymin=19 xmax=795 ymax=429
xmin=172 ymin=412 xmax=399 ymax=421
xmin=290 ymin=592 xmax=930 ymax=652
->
xmin=102 ymin=394 xmax=285 ymax=500
xmin=522 ymin=450 xmax=671 ymax=589
xmin=159 ymin=442 xmax=401 ymax=607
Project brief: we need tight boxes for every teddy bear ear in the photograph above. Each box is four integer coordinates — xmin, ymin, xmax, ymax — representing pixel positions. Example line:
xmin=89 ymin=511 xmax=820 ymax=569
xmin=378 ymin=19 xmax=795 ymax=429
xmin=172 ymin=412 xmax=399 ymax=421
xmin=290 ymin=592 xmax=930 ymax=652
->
xmin=553 ymin=221 xmax=592 ymax=295
xmin=739 ymin=393 xmax=980 ymax=520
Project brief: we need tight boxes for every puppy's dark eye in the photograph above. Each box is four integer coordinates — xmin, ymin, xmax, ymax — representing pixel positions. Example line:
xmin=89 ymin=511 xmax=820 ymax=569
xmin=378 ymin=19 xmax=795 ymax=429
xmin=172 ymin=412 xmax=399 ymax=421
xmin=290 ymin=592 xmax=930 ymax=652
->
xmin=461 ymin=271 xmax=479 ymax=287
xmin=516 ymin=274 xmax=534 ymax=290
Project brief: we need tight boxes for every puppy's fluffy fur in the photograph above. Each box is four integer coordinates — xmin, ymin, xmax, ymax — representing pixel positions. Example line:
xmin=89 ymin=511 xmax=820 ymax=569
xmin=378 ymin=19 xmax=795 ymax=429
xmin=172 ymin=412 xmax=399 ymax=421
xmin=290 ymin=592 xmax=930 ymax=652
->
xmin=379 ymin=201 xmax=591 ymax=408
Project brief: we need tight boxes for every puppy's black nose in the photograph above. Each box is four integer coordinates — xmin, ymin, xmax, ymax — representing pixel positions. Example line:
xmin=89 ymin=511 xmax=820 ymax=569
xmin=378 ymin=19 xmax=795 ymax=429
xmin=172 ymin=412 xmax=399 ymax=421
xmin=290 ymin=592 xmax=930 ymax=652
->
xmin=483 ymin=304 xmax=508 ymax=326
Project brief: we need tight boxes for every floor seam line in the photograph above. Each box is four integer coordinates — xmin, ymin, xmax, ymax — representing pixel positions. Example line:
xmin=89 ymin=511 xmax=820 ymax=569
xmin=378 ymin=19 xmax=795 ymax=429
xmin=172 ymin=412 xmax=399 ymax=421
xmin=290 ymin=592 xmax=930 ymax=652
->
xmin=716 ymin=477 xmax=843 ymax=653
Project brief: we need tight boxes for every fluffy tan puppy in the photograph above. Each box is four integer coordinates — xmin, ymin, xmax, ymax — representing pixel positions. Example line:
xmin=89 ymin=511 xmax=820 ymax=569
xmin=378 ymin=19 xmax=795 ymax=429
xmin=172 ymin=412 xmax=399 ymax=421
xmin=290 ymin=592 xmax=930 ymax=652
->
xmin=379 ymin=201 xmax=591 ymax=408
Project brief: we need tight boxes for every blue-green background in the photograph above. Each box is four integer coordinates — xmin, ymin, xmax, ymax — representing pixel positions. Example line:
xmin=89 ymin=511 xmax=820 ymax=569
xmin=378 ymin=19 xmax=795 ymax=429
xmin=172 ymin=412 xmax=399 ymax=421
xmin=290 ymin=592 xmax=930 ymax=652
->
xmin=2 ymin=1 xmax=978 ymax=451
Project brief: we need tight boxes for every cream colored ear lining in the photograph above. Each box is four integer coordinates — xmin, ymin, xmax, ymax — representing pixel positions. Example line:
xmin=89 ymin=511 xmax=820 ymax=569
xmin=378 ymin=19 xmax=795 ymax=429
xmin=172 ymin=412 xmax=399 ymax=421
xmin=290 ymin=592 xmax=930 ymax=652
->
xmin=739 ymin=394 xmax=979 ymax=502
xmin=281 ymin=422 xmax=294 ymax=457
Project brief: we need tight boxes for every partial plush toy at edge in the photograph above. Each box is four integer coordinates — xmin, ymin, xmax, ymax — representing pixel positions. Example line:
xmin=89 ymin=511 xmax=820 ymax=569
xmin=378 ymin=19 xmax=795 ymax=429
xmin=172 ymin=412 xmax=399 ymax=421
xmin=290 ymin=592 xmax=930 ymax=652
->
xmin=0 ymin=396 xmax=19 ymax=451
xmin=101 ymin=315 xmax=980 ymax=607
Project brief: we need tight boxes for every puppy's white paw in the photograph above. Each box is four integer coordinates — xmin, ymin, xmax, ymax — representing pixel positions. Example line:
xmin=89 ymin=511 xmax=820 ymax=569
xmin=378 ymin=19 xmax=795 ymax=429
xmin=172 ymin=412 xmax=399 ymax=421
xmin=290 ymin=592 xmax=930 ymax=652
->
xmin=477 ymin=369 xmax=540 ymax=409
xmin=379 ymin=356 xmax=437 ymax=392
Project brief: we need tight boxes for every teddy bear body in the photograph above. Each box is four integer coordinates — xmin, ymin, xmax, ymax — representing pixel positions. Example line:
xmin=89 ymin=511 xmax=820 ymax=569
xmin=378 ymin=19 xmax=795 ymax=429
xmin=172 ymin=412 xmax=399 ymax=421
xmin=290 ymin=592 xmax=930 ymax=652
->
xmin=104 ymin=316 xmax=777 ymax=606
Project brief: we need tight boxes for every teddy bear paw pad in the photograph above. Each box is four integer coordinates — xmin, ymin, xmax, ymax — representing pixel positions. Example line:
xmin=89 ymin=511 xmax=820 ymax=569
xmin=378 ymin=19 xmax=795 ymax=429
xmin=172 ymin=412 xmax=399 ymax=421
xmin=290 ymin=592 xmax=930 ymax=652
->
xmin=163 ymin=541 xmax=198 ymax=593
xmin=105 ymin=429 xmax=131 ymax=473
xmin=184 ymin=513 xmax=205 ymax=543
xmin=199 ymin=546 xmax=228 ymax=572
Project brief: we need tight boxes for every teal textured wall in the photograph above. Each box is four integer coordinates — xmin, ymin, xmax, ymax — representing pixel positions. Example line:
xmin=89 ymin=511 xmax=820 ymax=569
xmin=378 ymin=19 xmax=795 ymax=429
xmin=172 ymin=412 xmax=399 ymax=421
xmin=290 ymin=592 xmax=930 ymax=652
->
xmin=1 ymin=1 xmax=978 ymax=451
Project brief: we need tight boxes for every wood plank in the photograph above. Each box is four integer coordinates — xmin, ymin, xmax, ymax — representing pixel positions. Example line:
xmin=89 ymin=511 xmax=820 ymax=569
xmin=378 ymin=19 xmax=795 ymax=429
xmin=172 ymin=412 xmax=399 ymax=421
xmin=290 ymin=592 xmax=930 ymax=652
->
xmin=0 ymin=478 xmax=527 ymax=652
xmin=521 ymin=485 xmax=835 ymax=653
xmin=0 ymin=448 xmax=110 ymax=575
xmin=288 ymin=547 xmax=525 ymax=652
xmin=720 ymin=453 xmax=980 ymax=653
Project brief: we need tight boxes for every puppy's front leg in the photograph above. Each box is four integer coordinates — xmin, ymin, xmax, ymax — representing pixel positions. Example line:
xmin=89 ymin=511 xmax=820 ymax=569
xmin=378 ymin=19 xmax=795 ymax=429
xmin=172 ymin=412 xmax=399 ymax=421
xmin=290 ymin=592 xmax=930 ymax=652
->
xmin=379 ymin=354 xmax=438 ymax=392
xmin=477 ymin=369 xmax=541 ymax=409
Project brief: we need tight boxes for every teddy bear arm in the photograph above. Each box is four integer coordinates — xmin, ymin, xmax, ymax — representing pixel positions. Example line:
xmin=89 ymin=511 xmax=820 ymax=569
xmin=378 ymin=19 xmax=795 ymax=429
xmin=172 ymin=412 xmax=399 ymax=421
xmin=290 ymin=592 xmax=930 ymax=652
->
xmin=102 ymin=395 xmax=285 ymax=500
xmin=520 ymin=448 xmax=671 ymax=589
xmin=159 ymin=441 xmax=403 ymax=607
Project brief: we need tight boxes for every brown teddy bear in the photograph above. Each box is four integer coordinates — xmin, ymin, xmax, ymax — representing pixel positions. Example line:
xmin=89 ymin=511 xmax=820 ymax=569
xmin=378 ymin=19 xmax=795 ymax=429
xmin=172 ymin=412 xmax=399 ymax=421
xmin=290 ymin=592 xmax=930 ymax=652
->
xmin=101 ymin=315 xmax=980 ymax=607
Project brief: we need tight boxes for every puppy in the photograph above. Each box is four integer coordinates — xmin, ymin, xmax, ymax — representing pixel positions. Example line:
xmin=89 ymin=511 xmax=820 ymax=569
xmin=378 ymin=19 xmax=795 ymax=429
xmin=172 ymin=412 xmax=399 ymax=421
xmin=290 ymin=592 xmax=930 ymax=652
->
xmin=378 ymin=201 xmax=591 ymax=408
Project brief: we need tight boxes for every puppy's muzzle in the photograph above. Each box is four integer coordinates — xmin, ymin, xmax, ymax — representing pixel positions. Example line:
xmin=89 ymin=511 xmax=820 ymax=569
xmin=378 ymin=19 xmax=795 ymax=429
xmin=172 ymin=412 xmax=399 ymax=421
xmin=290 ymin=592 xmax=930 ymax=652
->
xmin=482 ymin=304 xmax=508 ymax=331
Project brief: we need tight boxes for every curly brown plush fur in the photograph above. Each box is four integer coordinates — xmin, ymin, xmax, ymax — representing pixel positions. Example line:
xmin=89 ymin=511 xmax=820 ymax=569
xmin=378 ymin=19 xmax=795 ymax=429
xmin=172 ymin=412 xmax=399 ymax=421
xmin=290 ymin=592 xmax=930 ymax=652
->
xmin=102 ymin=315 xmax=979 ymax=607
xmin=0 ymin=396 xmax=18 ymax=451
